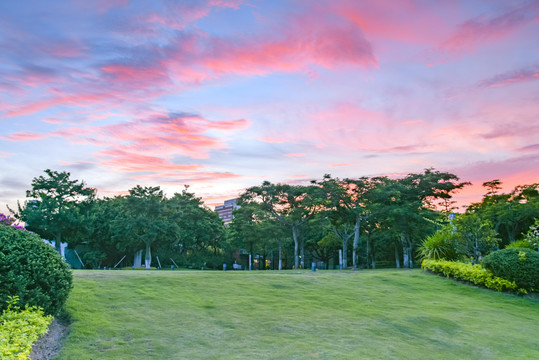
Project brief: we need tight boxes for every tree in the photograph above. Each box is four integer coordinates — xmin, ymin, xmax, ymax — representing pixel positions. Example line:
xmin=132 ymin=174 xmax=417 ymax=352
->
xmin=11 ymin=169 xmax=96 ymax=253
xmin=229 ymin=200 xmax=288 ymax=270
xmin=367 ymin=169 xmax=468 ymax=268
xmin=164 ymin=188 xmax=225 ymax=268
xmin=453 ymin=213 xmax=500 ymax=263
xmin=317 ymin=175 xmax=378 ymax=269
xmin=241 ymin=181 xmax=321 ymax=269
xmin=112 ymin=186 xmax=167 ymax=269
xmin=467 ymin=182 xmax=539 ymax=246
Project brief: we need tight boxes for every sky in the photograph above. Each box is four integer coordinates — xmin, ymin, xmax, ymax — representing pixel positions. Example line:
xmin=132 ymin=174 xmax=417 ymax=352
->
xmin=0 ymin=0 xmax=538 ymax=213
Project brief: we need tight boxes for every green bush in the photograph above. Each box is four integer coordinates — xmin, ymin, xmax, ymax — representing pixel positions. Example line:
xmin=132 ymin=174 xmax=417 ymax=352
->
xmin=0 ymin=225 xmax=72 ymax=315
xmin=0 ymin=296 xmax=52 ymax=360
xmin=481 ymin=248 xmax=539 ymax=292
xmin=505 ymin=240 xmax=535 ymax=250
xmin=418 ymin=229 xmax=457 ymax=260
xmin=421 ymin=259 xmax=518 ymax=293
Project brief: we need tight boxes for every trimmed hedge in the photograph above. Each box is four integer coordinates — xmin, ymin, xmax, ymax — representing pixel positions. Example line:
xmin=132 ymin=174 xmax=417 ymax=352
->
xmin=0 ymin=225 xmax=72 ymax=315
xmin=0 ymin=296 xmax=52 ymax=360
xmin=421 ymin=259 xmax=518 ymax=293
xmin=481 ymin=248 xmax=539 ymax=292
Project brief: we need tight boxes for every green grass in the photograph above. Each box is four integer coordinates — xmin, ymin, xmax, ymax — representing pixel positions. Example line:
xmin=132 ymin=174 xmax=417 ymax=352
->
xmin=57 ymin=269 xmax=538 ymax=359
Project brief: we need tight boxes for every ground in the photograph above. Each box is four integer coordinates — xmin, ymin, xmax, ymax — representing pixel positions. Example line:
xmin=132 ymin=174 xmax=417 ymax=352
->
xmin=30 ymin=319 xmax=68 ymax=360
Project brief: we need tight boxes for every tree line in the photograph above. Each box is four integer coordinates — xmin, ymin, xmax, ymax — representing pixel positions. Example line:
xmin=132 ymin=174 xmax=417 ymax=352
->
xmin=9 ymin=169 xmax=539 ymax=270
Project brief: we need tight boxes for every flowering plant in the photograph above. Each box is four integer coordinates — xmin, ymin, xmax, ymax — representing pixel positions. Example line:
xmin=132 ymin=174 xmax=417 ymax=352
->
xmin=0 ymin=213 xmax=26 ymax=230
xmin=522 ymin=219 xmax=539 ymax=251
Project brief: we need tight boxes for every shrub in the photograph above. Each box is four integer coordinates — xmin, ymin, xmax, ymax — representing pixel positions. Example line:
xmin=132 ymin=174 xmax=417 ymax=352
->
xmin=481 ymin=248 xmax=539 ymax=292
xmin=520 ymin=219 xmax=539 ymax=251
xmin=0 ymin=225 xmax=72 ymax=315
xmin=505 ymin=240 xmax=535 ymax=250
xmin=418 ymin=228 xmax=457 ymax=260
xmin=421 ymin=259 xmax=518 ymax=293
xmin=0 ymin=296 xmax=52 ymax=360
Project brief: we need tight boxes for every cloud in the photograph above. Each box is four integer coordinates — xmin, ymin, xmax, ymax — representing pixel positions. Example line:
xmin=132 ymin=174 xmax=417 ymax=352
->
xmin=439 ymin=1 xmax=538 ymax=55
xmin=258 ymin=137 xmax=287 ymax=144
xmin=329 ymin=162 xmax=361 ymax=167
xmin=132 ymin=170 xmax=241 ymax=182
xmin=0 ymin=151 xmax=14 ymax=158
xmin=0 ymin=132 xmax=47 ymax=142
xmin=517 ymin=144 xmax=539 ymax=152
xmin=478 ymin=65 xmax=539 ymax=88
xmin=96 ymin=149 xmax=204 ymax=173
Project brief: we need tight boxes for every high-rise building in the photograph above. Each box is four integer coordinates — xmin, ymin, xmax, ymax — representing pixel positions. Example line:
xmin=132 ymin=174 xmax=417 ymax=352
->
xmin=215 ymin=198 xmax=240 ymax=225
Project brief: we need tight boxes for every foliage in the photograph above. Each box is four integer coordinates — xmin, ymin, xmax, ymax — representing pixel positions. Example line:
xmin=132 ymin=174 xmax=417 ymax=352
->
xmin=452 ymin=213 xmax=500 ymax=263
xmin=240 ymin=181 xmax=321 ymax=269
xmin=467 ymin=182 xmax=539 ymax=246
xmin=315 ymin=175 xmax=374 ymax=269
xmin=421 ymin=259 xmax=518 ymax=292
xmin=0 ymin=296 xmax=52 ymax=360
xmin=505 ymin=240 xmax=536 ymax=250
xmin=481 ymin=248 xmax=539 ymax=292
xmin=10 ymin=169 xmax=96 ymax=252
xmin=418 ymin=227 xmax=457 ymax=260
xmin=519 ymin=218 xmax=539 ymax=250
xmin=111 ymin=186 xmax=167 ymax=269
xmin=0 ymin=225 xmax=72 ymax=315
xmin=367 ymin=169 xmax=469 ymax=268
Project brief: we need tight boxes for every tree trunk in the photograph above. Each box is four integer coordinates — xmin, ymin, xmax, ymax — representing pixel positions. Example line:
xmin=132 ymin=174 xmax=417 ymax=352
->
xmin=353 ymin=213 xmax=360 ymax=269
xmin=342 ymin=238 xmax=348 ymax=269
xmin=145 ymin=242 xmax=151 ymax=269
xmin=278 ymin=240 xmax=282 ymax=270
xmin=366 ymin=234 xmax=370 ymax=269
xmin=55 ymin=232 xmax=62 ymax=255
xmin=292 ymin=225 xmax=299 ymax=269
xmin=395 ymin=244 xmax=400 ymax=268
xmin=134 ymin=250 xmax=143 ymax=268
xmin=401 ymin=231 xmax=410 ymax=268
xmin=300 ymin=234 xmax=305 ymax=269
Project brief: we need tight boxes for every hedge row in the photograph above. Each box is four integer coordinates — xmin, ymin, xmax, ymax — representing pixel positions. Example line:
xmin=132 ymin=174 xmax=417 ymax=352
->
xmin=0 ymin=297 xmax=52 ymax=360
xmin=421 ymin=259 xmax=520 ymax=293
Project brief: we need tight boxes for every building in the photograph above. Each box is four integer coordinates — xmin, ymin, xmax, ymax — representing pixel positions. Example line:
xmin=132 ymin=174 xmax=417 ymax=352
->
xmin=215 ymin=198 xmax=240 ymax=225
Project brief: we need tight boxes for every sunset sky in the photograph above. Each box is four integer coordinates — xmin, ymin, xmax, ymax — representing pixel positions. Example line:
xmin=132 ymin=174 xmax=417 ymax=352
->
xmin=1 ymin=0 xmax=538 ymax=213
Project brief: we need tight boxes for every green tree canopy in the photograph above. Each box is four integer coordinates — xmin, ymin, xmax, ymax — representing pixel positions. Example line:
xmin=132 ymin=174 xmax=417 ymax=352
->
xmin=11 ymin=169 xmax=96 ymax=252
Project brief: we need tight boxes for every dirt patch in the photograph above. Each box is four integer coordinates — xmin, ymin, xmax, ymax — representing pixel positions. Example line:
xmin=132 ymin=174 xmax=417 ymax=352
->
xmin=29 ymin=318 xmax=69 ymax=360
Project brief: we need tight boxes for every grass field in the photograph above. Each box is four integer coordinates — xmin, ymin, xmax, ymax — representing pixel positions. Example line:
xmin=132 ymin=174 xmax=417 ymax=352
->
xmin=56 ymin=269 xmax=538 ymax=359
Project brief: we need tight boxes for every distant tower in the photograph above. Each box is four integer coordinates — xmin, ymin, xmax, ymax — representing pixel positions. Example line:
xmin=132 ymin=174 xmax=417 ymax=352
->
xmin=215 ymin=198 xmax=240 ymax=225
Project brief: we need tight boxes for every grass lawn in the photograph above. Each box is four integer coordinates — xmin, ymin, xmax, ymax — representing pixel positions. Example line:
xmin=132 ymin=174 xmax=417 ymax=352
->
xmin=57 ymin=269 xmax=538 ymax=359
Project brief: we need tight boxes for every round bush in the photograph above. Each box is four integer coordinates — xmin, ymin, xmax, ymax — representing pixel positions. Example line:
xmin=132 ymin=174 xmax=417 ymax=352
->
xmin=0 ymin=225 xmax=72 ymax=315
xmin=481 ymin=248 xmax=539 ymax=292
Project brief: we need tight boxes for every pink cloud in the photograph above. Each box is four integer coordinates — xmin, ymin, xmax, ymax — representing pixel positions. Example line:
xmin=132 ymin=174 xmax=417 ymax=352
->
xmin=284 ymin=153 xmax=306 ymax=157
xmin=517 ymin=144 xmax=539 ymax=152
xmin=101 ymin=63 xmax=171 ymax=89
xmin=439 ymin=2 xmax=539 ymax=55
xmin=478 ymin=66 xmax=539 ymax=88
xmin=7 ymin=93 xmax=111 ymax=117
xmin=258 ymin=137 xmax=287 ymax=144
xmin=130 ymin=171 xmax=243 ymax=187
xmin=329 ymin=162 xmax=362 ymax=167
xmin=0 ymin=132 xmax=47 ymax=142
xmin=336 ymin=0 xmax=451 ymax=45
xmin=0 ymin=151 xmax=14 ymax=158
xmin=43 ymin=118 xmax=62 ymax=124
xmin=97 ymin=148 xmax=203 ymax=173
